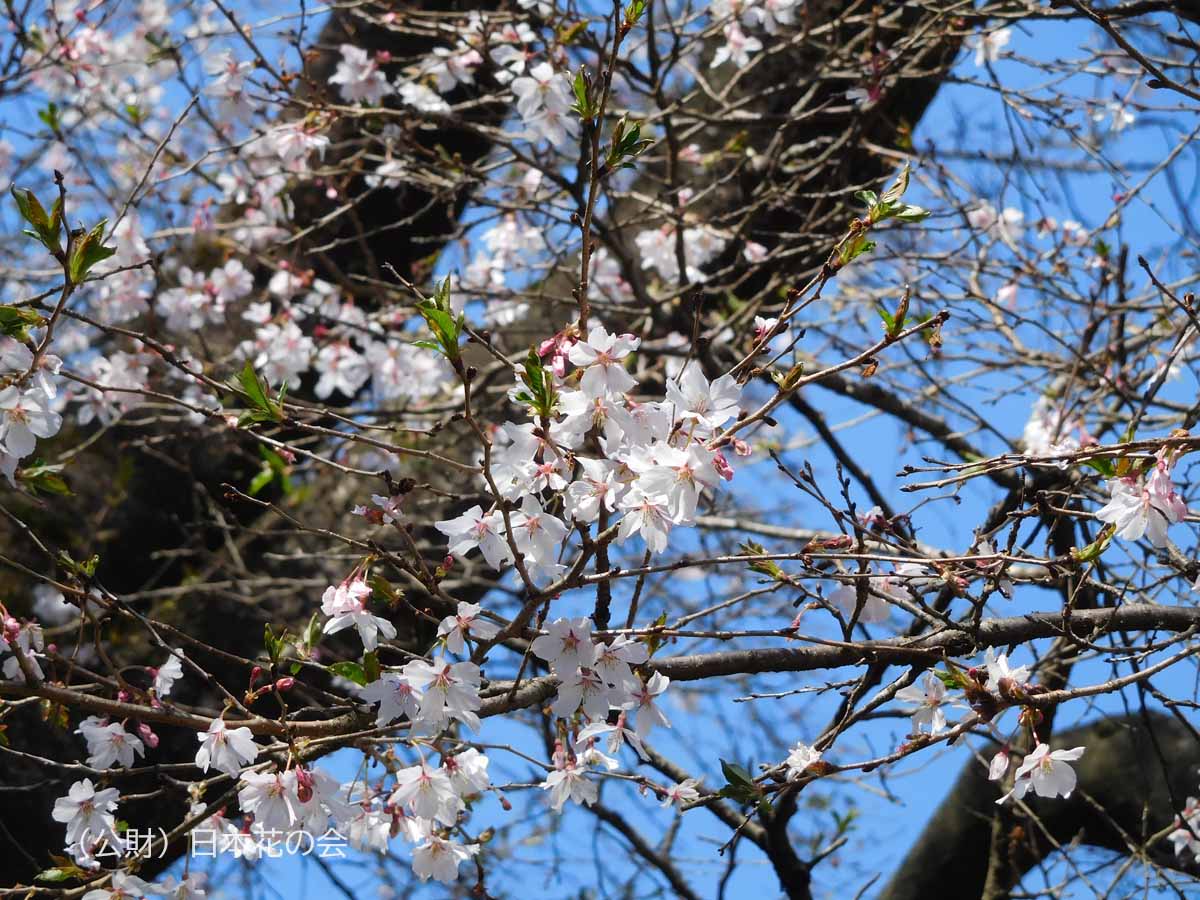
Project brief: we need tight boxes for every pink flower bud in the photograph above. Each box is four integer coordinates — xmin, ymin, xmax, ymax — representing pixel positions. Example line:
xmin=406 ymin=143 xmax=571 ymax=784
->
xmin=988 ymin=748 xmax=1010 ymax=781
xmin=275 ymin=677 xmax=295 ymax=692
xmin=442 ymin=555 xmax=455 ymax=571
xmin=118 ymin=689 xmax=131 ymax=703
xmin=2 ymin=617 xmax=19 ymax=641
xmin=732 ymin=438 xmax=753 ymax=457
xmin=713 ymin=452 xmax=735 ymax=481
xmin=250 ymin=666 xmax=263 ymax=687
xmin=295 ymin=766 xmax=313 ymax=802
xmin=137 ymin=723 xmax=160 ymax=749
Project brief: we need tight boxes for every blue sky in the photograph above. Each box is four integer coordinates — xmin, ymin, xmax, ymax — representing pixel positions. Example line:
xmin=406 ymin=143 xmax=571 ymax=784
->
xmin=8 ymin=3 xmax=1198 ymax=897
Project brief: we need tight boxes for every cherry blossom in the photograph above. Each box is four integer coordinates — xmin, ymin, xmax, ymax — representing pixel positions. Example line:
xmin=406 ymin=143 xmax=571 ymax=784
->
xmin=238 ymin=770 xmax=301 ymax=831
xmin=321 ymin=577 xmax=397 ymax=650
xmin=660 ymin=777 xmax=702 ymax=808
xmin=969 ymin=27 xmax=1011 ymax=66
xmin=195 ymin=718 xmax=259 ymax=777
xmin=435 ymin=505 xmax=514 ymax=570
xmin=330 ymin=44 xmax=392 ymax=105
xmin=895 ymin=672 xmax=950 ymax=734
xmin=77 ymin=717 xmax=146 ymax=769
xmin=568 ymin=325 xmax=641 ymax=398
xmin=785 ymin=741 xmax=822 ymax=780
xmin=437 ymin=601 xmax=500 ymax=654
xmin=997 ymin=743 xmax=1086 ymax=804
xmin=53 ymin=778 xmax=121 ymax=850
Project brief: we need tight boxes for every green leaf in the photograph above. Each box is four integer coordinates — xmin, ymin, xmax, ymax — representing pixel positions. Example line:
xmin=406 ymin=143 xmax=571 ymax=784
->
xmin=414 ymin=275 xmax=463 ymax=363
xmin=328 ymin=660 xmax=368 ymax=686
xmin=855 ymin=190 xmax=879 ymax=208
xmin=879 ymin=163 xmax=911 ymax=207
xmin=1080 ymin=456 xmax=1116 ymax=477
xmin=18 ymin=460 xmax=71 ymax=496
xmin=1073 ymin=526 xmax=1114 ymax=563
xmin=235 ymin=361 xmax=283 ymax=425
xmin=247 ymin=466 xmax=275 ymax=497
xmin=57 ymin=550 xmax=98 ymax=579
xmin=68 ymin=219 xmax=116 ymax=283
xmin=837 ymin=233 xmax=875 ymax=268
xmin=718 ymin=758 xmax=760 ymax=804
xmin=12 ymin=185 xmax=64 ymax=255
xmin=624 ymin=0 xmax=646 ymax=25
xmin=0 ymin=304 xmax=46 ymax=341
xmin=931 ymin=669 xmax=966 ymax=689
xmin=12 ymin=185 xmax=50 ymax=230
xmin=363 ymin=650 xmax=381 ymax=683
xmin=571 ymin=69 xmax=593 ymax=119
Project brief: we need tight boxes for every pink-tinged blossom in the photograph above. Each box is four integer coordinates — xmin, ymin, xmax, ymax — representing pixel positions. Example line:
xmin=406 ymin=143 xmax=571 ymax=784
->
xmin=564 ymin=457 xmax=621 ymax=524
xmin=437 ymin=601 xmax=500 ymax=654
xmin=195 ymin=718 xmax=259 ymax=777
xmin=238 ymin=770 xmax=300 ymax=830
xmin=616 ymin=487 xmax=674 ymax=554
xmin=360 ymin=672 xmax=423 ymax=725
xmin=710 ymin=21 xmax=761 ymax=69
xmin=577 ymin=712 xmax=648 ymax=760
xmin=152 ymin=654 xmax=184 ymax=696
xmin=665 ymin=364 xmax=742 ymax=431
xmin=1168 ymin=797 xmax=1200 ymax=860
xmin=443 ymin=748 xmax=491 ymax=795
xmin=785 ymin=742 xmax=822 ymax=780
xmin=403 ymin=657 xmax=482 ymax=731
xmin=0 ymin=386 xmax=62 ymax=460
xmin=53 ymin=778 xmax=121 ymax=849
xmin=660 ymin=777 xmax=702 ymax=808
xmin=435 ymin=505 xmax=513 ymax=570
xmin=77 ymin=717 xmax=145 ymax=769
xmin=423 ymin=43 xmax=483 ymax=92
xmin=568 ymin=325 xmax=640 ymax=398
xmin=329 ymin=44 xmax=392 ymax=105
xmin=412 ymin=831 xmax=480 ymax=884
xmin=541 ymin=750 xmax=597 ymax=811
xmin=531 ymin=617 xmax=596 ymax=674
xmin=895 ymin=672 xmax=950 ymax=734
xmin=984 ymin=648 xmax=1031 ymax=690
xmin=390 ymin=761 xmax=460 ymax=825
xmin=81 ymin=871 xmax=160 ymax=900
xmin=592 ymin=635 xmax=649 ymax=692
xmin=0 ymin=619 xmax=44 ymax=681
xmin=313 ymin=342 xmax=370 ymax=399
xmin=321 ymin=577 xmax=397 ymax=651
xmin=997 ymin=743 xmax=1086 ymax=804
xmin=969 ymin=27 xmax=1011 ymax=66
xmin=1096 ymin=454 xmax=1187 ymax=548
xmin=988 ymin=747 xmax=1011 ymax=781
xmin=826 ymin=582 xmax=890 ymax=624
xmin=627 ymin=443 xmax=720 ymax=522
xmin=510 ymin=495 xmax=569 ymax=582
xmin=623 ymin=671 xmax=671 ymax=738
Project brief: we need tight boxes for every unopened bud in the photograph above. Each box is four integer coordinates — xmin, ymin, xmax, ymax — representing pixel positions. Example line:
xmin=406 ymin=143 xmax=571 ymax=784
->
xmin=117 ymin=689 xmax=131 ymax=703
xmin=275 ymin=677 xmax=295 ymax=692
xmin=442 ymin=555 xmax=455 ymax=571
xmin=2 ymin=617 xmax=19 ymax=641
xmin=295 ymin=767 xmax=313 ymax=803
xmin=137 ymin=723 xmax=160 ymax=749
xmin=249 ymin=666 xmax=263 ymax=687
xmin=988 ymin=748 xmax=1010 ymax=781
